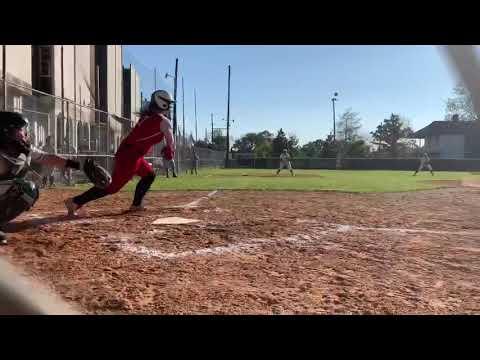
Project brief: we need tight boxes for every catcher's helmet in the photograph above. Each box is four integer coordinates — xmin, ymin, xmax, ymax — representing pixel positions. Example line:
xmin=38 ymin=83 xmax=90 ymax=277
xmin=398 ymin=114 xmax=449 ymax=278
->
xmin=0 ymin=111 xmax=29 ymax=136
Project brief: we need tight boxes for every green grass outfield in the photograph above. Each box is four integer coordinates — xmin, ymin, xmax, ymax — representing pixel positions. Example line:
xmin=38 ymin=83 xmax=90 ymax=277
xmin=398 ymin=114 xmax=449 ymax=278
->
xmin=73 ymin=168 xmax=475 ymax=193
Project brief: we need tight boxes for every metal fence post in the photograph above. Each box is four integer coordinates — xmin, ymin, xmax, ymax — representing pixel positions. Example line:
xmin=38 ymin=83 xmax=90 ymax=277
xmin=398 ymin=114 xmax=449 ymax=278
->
xmin=2 ymin=45 xmax=6 ymax=111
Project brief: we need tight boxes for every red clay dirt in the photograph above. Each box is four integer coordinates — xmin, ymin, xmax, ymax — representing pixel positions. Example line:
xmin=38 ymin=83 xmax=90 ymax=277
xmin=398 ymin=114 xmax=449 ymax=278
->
xmin=1 ymin=185 xmax=479 ymax=314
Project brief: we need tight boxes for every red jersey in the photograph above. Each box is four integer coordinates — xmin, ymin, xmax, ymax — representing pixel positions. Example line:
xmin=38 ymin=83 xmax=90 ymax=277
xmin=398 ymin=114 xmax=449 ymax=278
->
xmin=117 ymin=113 xmax=174 ymax=157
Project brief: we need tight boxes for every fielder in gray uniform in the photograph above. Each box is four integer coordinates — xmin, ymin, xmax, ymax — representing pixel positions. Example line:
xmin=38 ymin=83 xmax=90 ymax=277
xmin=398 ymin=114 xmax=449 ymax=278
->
xmin=162 ymin=145 xmax=177 ymax=178
xmin=191 ymin=146 xmax=199 ymax=175
xmin=413 ymin=152 xmax=434 ymax=176
xmin=276 ymin=149 xmax=295 ymax=176
xmin=0 ymin=112 xmax=81 ymax=245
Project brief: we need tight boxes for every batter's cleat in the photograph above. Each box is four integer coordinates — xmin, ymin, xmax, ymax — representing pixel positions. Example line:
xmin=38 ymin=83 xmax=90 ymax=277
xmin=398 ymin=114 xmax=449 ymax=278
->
xmin=128 ymin=205 xmax=147 ymax=212
xmin=0 ymin=230 xmax=7 ymax=245
xmin=64 ymin=198 xmax=81 ymax=216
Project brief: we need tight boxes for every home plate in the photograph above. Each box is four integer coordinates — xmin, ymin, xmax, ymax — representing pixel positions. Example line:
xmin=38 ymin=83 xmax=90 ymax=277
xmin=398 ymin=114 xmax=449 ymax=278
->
xmin=152 ymin=217 xmax=200 ymax=225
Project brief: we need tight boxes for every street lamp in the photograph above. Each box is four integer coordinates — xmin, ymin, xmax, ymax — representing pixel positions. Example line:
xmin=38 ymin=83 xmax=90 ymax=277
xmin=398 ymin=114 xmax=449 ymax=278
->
xmin=331 ymin=92 xmax=338 ymax=141
xmin=164 ymin=72 xmax=176 ymax=121
xmin=164 ymin=59 xmax=179 ymax=172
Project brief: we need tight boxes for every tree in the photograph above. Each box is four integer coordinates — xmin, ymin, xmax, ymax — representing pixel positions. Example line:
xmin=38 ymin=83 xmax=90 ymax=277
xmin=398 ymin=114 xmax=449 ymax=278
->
xmin=231 ymin=130 xmax=274 ymax=156
xmin=370 ymin=114 xmax=414 ymax=157
xmin=301 ymin=139 xmax=325 ymax=157
xmin=255 ymin=141 xmax=273 ymax=157
xmin=286 ymin=133 xmax=300 ymax=156
xmin=212 ymin=129 xmax=227 ymax=150
xmin=336 ymin=108 xmax=362 ymax=141
xmin=445 ymin=84 xmax=478 ymax=121
xmin=272 ymin=128 xmax=289 ymax=155
xmin=345 ymin=139 xmax=370 ymax=157
xmin=232 ymin=132 xmax=258 ymax=153
xmin=254 ymin=130 xmax=274 ymax=157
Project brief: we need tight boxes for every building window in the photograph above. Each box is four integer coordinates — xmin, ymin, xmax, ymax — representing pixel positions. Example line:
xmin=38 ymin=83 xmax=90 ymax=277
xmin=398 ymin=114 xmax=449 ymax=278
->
xmin=39 ymin=47 xmax=52 ymax=77
xmin=13 ymin=96 xmax=22 ymax=112
xmin=33 ymin=45 xmax=53 ymax=94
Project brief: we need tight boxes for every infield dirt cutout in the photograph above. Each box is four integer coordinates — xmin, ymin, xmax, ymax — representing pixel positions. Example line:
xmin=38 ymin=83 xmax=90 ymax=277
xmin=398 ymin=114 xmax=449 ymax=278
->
xmin=1 ymin=186 xmax=479 ymax=314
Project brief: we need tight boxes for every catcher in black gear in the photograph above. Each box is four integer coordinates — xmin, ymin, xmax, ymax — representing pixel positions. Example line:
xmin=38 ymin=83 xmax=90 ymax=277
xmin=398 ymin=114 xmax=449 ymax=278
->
xmin=0 ymin=112 xmax=81 ymax=245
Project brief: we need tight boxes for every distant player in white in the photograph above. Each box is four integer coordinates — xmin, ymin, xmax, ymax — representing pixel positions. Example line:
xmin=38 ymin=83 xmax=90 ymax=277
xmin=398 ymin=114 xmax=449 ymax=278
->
xmin=276 ymin=149 xmax=294 ymax=176
xmin=414 ymin=152 xmax=434 ymax=176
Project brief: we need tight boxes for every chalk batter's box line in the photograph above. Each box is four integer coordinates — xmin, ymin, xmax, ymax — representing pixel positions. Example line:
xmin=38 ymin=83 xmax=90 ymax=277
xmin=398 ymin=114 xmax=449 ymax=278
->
xmin=21 ymin=190 xmax=220 ymax=219
xmin=102 ymin=222 xmax=480 ymax=261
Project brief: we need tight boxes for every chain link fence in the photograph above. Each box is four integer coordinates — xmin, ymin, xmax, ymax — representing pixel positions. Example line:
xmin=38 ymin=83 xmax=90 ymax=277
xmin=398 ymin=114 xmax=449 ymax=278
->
xmin=0 ymin=79 xmax=225 ymax=187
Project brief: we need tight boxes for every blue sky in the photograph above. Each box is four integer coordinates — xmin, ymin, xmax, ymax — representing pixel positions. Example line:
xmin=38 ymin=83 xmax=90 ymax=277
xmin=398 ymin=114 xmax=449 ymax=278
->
xmin=123 ymin=45 xmax=458 ymax=145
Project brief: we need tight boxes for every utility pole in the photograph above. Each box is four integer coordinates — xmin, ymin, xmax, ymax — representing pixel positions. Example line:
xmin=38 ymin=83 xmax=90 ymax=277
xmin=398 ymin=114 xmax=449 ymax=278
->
xmin=225 ymin=65 xmax=231 ymax=168
xmin=154 ymin=67 xmax=157 ymax=90
xmin=173 ymin=58 xmax=178 ymax=136
xmin=211 ymin=113 xmax=214 ymax=144
xmin=182 ymin=77 xmax=185 ymax=147
xmin=3 ymin=45 xmax=7 ymax=111
xmin=332 ymin=92 xmax=338 ymax=141
xmin=345 ymin=116 xmax=348 ymax=142
xmin=194 ymin=88 xmax=198 ymax=144
xmin=173 ymin=58 xmax=179 ymax=173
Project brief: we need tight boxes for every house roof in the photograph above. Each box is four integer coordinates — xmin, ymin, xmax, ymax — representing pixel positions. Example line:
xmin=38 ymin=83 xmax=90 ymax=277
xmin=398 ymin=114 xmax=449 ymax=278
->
xmin=411 ymin=120 xmax=480 ymax=138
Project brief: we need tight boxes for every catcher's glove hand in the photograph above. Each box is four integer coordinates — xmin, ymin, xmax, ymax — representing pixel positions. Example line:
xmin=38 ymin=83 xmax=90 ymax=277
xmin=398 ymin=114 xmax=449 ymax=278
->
xmin=83 ymin=158 xmax=112 ymax=189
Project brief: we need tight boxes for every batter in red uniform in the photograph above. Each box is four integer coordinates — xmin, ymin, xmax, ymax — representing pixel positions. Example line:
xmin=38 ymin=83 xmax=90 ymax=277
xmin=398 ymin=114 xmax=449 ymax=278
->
xmin=64 ymin=90 xmax=175 ymax=215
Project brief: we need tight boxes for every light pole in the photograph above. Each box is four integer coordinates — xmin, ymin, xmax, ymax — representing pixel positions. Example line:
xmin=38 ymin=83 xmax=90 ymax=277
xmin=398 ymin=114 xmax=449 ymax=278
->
xmin=211 ymin=113 xmax=214 ymax=144
xmin=332 ymin=92 xmax=338 ymax=141
xmin=194 ymin=88 xmax=198 ymax=144
xmin=165 ymin=58 xmax=179 ymax=172
xmin=182 ymin=77 xmax=185 ymax=146
xmin=164 ymin=64 xmax=178 ymax=136
xmin=165 ymin=72 xmax=175 ymax=115
xmin=226 ymin=65 xmax=231 ymax=168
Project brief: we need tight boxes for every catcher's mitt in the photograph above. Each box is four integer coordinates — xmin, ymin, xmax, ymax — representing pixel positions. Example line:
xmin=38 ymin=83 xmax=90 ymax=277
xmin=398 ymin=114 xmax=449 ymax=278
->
xmin=83 ymin=158 xmax=112 ymax=189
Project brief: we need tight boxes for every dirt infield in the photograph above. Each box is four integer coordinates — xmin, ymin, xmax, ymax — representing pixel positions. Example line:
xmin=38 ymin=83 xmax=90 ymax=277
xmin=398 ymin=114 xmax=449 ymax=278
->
xmin=1 ymin=185 xmax=479 ymax=314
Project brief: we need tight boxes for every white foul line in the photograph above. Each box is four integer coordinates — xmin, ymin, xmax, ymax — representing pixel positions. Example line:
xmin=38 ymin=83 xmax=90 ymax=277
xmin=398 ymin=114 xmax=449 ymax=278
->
xmin=172 ymin=190 xmax=219 ymax=208
xmin=301 ymin=220 xmax=480 ymax=237
xmin=103 ymin=221 xmax=480 ymax=261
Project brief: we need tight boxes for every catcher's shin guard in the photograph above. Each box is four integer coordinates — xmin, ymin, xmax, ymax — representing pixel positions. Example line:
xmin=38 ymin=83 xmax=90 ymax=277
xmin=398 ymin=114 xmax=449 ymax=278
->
xmin=0 ymin=179 xmax=39 ymax=226
xmin=132 ymin=173 xmax=156 ymax=207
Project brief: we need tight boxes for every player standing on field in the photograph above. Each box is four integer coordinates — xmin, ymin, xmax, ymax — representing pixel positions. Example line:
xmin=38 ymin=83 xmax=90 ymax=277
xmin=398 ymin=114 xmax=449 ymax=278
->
xmin=64 ymin=90 xmax=176 ymax=215
xmin=191 ymin=145 xmax=199 ymax=175
xmin=276 ymin=148 xmax=294 ymax=176
xmin=413 ymin=152 xmax=434 ymax=176
xmin=161 ymin=141 xmax=177 ymax=178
